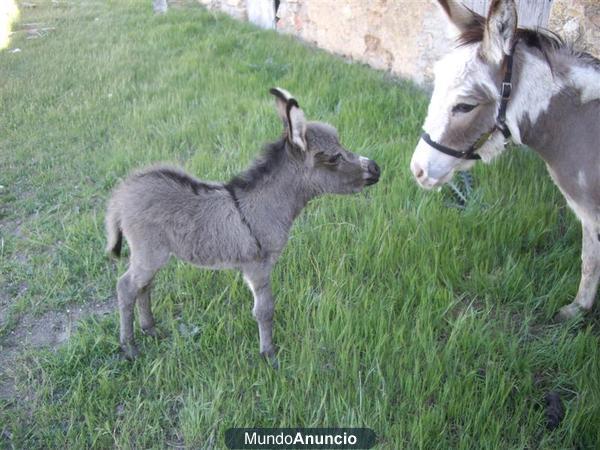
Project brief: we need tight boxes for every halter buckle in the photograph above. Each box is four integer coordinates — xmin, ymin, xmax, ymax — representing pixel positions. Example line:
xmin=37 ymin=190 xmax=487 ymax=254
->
xmin=501 ymin=82 xmax=512 ymax=99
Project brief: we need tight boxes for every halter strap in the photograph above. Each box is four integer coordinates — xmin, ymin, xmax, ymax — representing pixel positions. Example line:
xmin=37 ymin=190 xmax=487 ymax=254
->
xmin=421 ymin=131 xmax=481 ymax=160
xmin=496 ymin=52 xmax=513 ymax=139
xmin=421 ymin=47 xmax=515 ymax=160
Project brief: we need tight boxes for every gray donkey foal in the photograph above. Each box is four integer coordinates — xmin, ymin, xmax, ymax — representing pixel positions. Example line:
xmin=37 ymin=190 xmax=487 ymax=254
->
xmin=106 ymin=88 xmax=381 ymax=359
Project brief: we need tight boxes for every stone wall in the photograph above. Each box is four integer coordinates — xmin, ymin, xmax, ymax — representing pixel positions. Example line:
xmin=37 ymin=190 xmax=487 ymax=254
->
xmin=549 ymin=0 xmax=600 ymax=56
xmin=198 ymin=0 xmax=246 ymax=20
xmin=275 ymin=0 xmax=447 ymax=85
xmin=198 ymin=0 xmax=600 ymax=85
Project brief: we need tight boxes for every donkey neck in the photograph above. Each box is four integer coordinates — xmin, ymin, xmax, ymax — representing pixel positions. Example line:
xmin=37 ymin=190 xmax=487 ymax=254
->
xmin=520 ymin=87 xmax=600 ymax=162
xmin=509 ymin=47 xmax=600 ymax=204
xmin=504 ymin=46 xmax=563 ymax=147
xmin=508 ymin=45 xmax=600 ymax=153
xmin=227 ymin=141 xmax=316 ymax=251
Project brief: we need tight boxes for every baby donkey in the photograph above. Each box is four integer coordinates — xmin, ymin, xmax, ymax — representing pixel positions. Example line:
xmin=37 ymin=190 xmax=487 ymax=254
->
xmin=106 ymin=88 xmax=380 ymax=360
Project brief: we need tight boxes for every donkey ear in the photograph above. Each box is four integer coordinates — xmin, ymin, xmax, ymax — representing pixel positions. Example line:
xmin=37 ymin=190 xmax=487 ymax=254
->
xmin=437 ymin=0 xmax=481 ymax=37
xmin=481 ymin=0 xmax=517 ymax=65
xmin=269 ymin=87 xmax=307 ymax=151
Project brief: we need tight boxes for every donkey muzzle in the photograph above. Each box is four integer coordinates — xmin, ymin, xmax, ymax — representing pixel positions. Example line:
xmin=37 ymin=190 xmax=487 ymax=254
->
xmin=361 ymin=157 xmax=380 ymax=186
xmin=365 ymin=160 xmax=380 ymax=186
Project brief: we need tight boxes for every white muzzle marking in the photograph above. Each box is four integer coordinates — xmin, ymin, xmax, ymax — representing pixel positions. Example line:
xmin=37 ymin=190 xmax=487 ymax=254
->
xmin=410 ymin=139 xmax=475 ymax=189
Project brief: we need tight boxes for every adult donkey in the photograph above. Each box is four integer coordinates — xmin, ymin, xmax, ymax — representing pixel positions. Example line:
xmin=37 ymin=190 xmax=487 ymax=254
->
xmin=410 ymin=0 xmax=600 ymax=319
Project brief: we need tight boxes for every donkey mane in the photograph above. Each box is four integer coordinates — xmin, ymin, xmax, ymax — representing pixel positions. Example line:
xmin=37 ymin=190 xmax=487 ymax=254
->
xmin=226 ymin=137 xmax=289 ymax=191
xmin=134 ymin=166 xmax=220 ymax=195
xmin=456 ymin=9 xmax=599 ymax=71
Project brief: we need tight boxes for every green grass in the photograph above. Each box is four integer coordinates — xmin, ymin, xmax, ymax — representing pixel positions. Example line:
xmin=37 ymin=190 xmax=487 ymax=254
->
xmin=1 ymin=0 xmax=599 ymax=448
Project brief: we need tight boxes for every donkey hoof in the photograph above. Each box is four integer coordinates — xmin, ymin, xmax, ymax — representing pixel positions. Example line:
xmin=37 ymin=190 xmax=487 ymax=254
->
xmin=260 ymin=346 xmax=277 ymax=358
xmin=556 ymin=303 xmax=585 ymax=322
xmin=142 ymin=326 xmax=163 ymax=339
xmin=260 ymin=352 xmax=279 ymax=369
xmin=260 ymin=348 xmax=279 ymax=368
xmin=269 ymin=356 xmax=280 ymax=370
xmin=121 ymin=343 xmax=141 ymax=360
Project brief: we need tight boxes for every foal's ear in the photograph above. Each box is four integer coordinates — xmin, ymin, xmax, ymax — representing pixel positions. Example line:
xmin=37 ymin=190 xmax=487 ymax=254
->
xmin=481 ymin=0 xmax=517 ymax=65
xmin=436 ymin=0 xmax=481 ymax=37
xmin=269 ymin=87 xmax=307 ymax=151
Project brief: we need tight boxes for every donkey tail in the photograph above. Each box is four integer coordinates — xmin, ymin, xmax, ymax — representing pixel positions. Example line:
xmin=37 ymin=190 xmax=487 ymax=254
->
xmin=105 ymin=202 xmax=123 ymax=258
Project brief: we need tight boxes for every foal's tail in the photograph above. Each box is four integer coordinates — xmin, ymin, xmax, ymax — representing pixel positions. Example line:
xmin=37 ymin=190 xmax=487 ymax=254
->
xmin=105 ymin=203 xmax=123 ymax=258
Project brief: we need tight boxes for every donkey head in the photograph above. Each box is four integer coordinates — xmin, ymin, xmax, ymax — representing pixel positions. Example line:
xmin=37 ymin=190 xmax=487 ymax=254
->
xmin=270 ymin=88 xmax=380 ymax=194
xmin=410 ymin=0 xmax=518 ymax=189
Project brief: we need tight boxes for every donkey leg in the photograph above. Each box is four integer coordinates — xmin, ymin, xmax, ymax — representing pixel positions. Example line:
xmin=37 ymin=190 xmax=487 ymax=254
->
xmin=118 ymin=265 xmax=159 ymax=359
xmin=117 ymin=269 xmax=141 ymax=359
xmin=243 ymin=269 xmax=276 ymax=357
xmin=137 ymin=284 xmax=159 ymax=337
xmin=559 ymin=224 xmax=600 ymax=319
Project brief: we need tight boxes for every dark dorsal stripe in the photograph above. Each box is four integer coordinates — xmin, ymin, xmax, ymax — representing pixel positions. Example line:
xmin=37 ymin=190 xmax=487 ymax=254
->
xmin=226 ymin=138 xmax=287 ymax=191
xmin=143 ymin=167 xmax=219 ymax=195
xmin=224 ymin=184 xmax=263 ymax=255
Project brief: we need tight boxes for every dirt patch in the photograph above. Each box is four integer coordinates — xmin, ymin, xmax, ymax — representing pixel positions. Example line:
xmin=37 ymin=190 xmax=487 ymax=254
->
xmin=0 ymin=298 xmax=114 ymax=401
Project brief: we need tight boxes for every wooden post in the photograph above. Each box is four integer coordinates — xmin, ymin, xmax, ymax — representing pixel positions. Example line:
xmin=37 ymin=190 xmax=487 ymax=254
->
xmin=247 ymin=0 xmax=276 ymax=29
xmin=516 ymin=0 xmax=553 ymax=28
xmin=460 ymin=0 xmax=553 ymax=28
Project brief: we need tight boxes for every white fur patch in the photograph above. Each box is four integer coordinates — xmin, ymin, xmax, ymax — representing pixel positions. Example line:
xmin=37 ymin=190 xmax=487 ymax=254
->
xmin=578 ymin=170 xmax=587 ymax=189
xmin=425 ymin=46 xmax=497 ymax=140
xmin=412 ymin=45 xmax=501 ymax=185
xmin=476 ymin=131 xmax=507 ymax=163
xmin=412 ymin=41 xmax=571 ymax=188
xmin=359 ymin=155 xmax=369 ymax=173
xmin=410 ymin=139 xmax=475 ymax=189
xmin=273 ymin=87 xmax=294 ymax=101
xmin=570 ymin=66 xmax=600 ymax=103
xmin=547 ymin=165 xmax=599 ymax=229
xmin=425 ymin=45 xmax=563 ymax=149
xmin=505 ymin=51 xmax=563 ymax=145
xmin=288 ymin=107 xmax=306 ymax=151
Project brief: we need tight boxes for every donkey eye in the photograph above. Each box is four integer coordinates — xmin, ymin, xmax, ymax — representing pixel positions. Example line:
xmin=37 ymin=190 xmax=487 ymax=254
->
xmin=452 ymin=103 xmax=478 ymax=114
xmin=327 ymin=153 xmax=342 ymax=164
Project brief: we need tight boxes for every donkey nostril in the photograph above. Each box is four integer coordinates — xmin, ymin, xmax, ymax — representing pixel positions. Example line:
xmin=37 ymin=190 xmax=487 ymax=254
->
xmin=368 ymin=161 xmax=380 ymax=177
xmin=415 ymin=168 xmax=424 ymax=179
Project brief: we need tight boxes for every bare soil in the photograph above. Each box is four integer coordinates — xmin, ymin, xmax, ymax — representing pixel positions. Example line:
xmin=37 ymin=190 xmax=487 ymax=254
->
xmin=0 ymin=298 xmax=114 ymax=400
